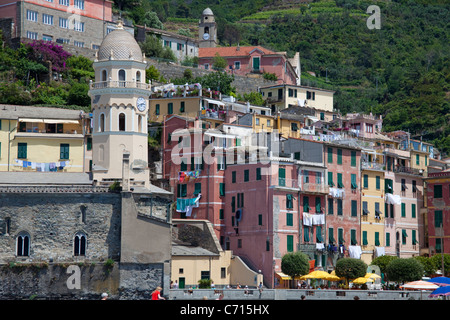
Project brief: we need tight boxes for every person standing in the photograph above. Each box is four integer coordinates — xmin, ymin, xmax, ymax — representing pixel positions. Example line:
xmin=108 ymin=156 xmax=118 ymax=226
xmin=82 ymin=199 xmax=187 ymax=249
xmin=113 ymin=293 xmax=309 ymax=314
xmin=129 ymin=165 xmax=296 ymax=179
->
xmin=151 ymin=286 xmax=165 ymax=300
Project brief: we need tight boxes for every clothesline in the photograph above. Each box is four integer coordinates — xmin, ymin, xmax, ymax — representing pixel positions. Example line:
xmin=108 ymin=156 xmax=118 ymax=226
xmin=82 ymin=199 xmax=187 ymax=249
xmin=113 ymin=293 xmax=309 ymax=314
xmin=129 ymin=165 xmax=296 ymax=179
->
xmin=14 ymin=159 xmax=70 ymax=172
xmin=178 ymin=170 xmax=201 ymax=183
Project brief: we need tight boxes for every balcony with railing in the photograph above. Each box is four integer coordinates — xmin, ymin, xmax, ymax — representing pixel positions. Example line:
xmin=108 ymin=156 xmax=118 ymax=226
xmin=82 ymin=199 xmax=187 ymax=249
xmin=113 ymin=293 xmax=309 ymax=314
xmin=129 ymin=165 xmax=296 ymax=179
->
xmin=393 ymin=165 xmax=423 ymax=176
xmin=273 ymin=177 xmax=300 ymax=191
xmin=302 ymin=182 xmax=329 ymax=194
xmin=361 ymin=160 xmax=385 ymax=171
xmin=89 ymin=80 xmax=151 ymax=90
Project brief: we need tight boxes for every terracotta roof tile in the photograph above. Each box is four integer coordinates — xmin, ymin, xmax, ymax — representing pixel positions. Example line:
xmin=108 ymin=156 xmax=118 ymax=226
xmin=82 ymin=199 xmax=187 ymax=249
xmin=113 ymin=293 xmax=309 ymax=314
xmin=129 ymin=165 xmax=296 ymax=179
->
xmin=198 ymin=46 xmax=278 ymax=58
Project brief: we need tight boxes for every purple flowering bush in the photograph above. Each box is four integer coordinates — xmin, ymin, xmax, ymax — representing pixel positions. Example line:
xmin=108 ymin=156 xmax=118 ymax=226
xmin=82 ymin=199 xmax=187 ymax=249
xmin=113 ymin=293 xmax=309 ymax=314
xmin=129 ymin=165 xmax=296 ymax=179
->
xmin=26 ymin=40 xmax=71 ymax=73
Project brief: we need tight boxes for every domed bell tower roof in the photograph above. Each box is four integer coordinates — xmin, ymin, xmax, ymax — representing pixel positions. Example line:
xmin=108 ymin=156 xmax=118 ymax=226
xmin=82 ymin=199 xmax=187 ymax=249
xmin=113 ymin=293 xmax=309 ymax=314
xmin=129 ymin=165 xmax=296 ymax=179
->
xmin=97 ymin=22 xmax=144 ymax=62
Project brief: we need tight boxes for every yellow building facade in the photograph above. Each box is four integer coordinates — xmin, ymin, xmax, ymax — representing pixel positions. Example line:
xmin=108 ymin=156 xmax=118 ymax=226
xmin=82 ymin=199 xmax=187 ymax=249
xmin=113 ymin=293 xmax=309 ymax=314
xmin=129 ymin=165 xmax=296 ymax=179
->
xmin=360 ymin=159 xmax=385 ymax=265
xmin=0 ymin=106 xmax=86 ymax=173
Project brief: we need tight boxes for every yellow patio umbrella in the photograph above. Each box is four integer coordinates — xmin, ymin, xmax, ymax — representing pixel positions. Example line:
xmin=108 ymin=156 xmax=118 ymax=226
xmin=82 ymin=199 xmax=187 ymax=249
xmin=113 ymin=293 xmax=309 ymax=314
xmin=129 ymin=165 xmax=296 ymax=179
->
xmin=299 ymin=270 xmax=331 ymax=280
xmin=324 ymin=274 xmax=342 ymax=281
xmin=352 ymin=277 xmax=374 ymax=284
xmin=365 ymin=273 xmax=381 ymax=279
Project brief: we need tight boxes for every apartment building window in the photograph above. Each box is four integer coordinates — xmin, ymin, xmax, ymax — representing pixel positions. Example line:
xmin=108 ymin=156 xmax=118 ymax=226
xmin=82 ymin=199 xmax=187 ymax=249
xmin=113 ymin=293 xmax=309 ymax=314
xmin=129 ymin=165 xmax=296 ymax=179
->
xmin=338 ymin=229 xmax=344 ymax=245
xmin=306 ymin=91 xmax=315 ymax=100
xmin=401 ymin=203 xmax=406 ymax=217
xmin=155 ymin=104 xmax=160 ymax=115
xmin=258 ymin=214 xmax=263 ymax=226
xmin=177 ymin=184 xmax=187 ymax=197
xmin=375 ymin=232 xmax=380 ymax=246
xmin=434 ymin=185 xmax=443 ymax=198
xmin=286 ymin=212 xmax=293 ymax=226
xmin=244 ymin=169 xmax=249 ymax=181
xmin=253 ymin=57 xmax=260 ymax=71
xmin=194 ymin=183 xmax=201 ymax=196
xmin=286 ymin=194 xmax=293 ymax=209
xmin=60 ymin=144 xmax=70 ymax=160
xmin=351 ymin=229 xmax=357 ymax=245
xmin=303 ymin=196 xmax=309 ymax=213
xmin=337 ymin=199 xmax=343 ymax=215
xmin=434 ymin=210 xmax=443 ymax=228
xmin=351 ymin=151 xmax=356 ymax=167
xmin=234 ymin=61 xmax=240 ymax=70
xmin=328 ymin=172 xmax=334 ymax=187
xmin=42 ymin=35 xmax=53 ymax=42
xmin=27 ymin=31 xmax=38 ymax=40
xmin=232 ymin=171 xmax=236 ymax=183
xmin=327 ymin=147 xmax=333 ymax=163
xmin=180 ymin=158 xmax=187 ymax=171
xmin=219 ymin=183 xmax=225 ymax=196
xmin=180 ymin=101 xmax=185 ymax=112
xmin=351 ymin=174 xmax=358 ymax=190
xmin=27 ymin=10 xmax=38 ymax=22
xmin=351 ymin=200 xmax=357 ymax=217
xmin=18 ymin=143 xmax=27 ymax=159
xmin=59 ymin=17 xmax=69 ymax=29
xmin=177 ymin=43 xmax=184 ymax=51
xmin=376 ymin=176 xmax=381 ymax=190
xmin=74 ymin=21 xmax=85 ymax=32
xmin=402 ymin=230 xmax=407 ymax=245
xmin=42 ymin=14 xmax=53 ymax=25
xmin=411 ymin=203 xmax=416 ymax=218
xmin=74 ymin=0 xmax=85 ymax=9
xmin=59 ymin=0 xmax=70 ymax=5
xmin=328 ymin=198 xmax=333 ymax=215
xmin=363 ymin=174 xmax=368 ymax=189
xmin=337 ymin=149 xmax=342 ymax=164
xmin=315 ymin=197 xmax=322 ymax=213
xmin=337 ymin=173 xmax=343 ymax=188
xmin=256 ymin=167 xmax=261 ymax=180
xmin=168 ymin=103 xmax=173 ymax=114
xmin=56 ymin=38 xmax=70 ymax=44
xmin=362 ymin=231 xmax=368 ymax=246
xmin=287 ymin=235 xmax=294 ymax=252
xmin=220 ymin=209 xmax=224 ymax=220
xmin=329 ymin=228 xmax=335 ymax=244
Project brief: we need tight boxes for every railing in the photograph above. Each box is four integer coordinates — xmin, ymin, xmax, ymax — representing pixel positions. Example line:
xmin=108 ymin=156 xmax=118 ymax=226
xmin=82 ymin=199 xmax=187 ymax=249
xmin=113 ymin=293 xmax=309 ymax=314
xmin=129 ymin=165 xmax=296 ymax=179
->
xmin=89 ymin=80 xmax=151 ymax=90
xmin=302 ymin=182 xmax=329 ymax=194
xmin=276 ymin=178 xmax=299 ymax=189
xmin=394 ymin=165 xmax=423 ymax=176
xmin=361 ymin=161 xmax=384 ymax=171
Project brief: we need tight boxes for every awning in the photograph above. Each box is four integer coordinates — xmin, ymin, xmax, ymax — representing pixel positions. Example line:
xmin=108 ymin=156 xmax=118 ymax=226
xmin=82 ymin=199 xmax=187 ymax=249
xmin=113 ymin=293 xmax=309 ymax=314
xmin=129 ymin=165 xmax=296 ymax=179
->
xmin=275 ymin=272 xmax=291 ymax=280
xmin=203 ymin=98 xmax=225 ymax=106
xmin=43 ymin=119 xmax=80 ymax=124
xmin=19 ymin=118 xmax=44 ymax=122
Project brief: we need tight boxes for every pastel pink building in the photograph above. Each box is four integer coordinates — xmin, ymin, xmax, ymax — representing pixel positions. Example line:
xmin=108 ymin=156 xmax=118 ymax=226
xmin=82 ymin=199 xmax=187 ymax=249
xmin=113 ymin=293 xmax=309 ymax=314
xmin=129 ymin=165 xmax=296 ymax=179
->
xmin=0 ymin=0 xmax=121 ymax=57
xmin=198 ymin=46 xmax=299 ymax=85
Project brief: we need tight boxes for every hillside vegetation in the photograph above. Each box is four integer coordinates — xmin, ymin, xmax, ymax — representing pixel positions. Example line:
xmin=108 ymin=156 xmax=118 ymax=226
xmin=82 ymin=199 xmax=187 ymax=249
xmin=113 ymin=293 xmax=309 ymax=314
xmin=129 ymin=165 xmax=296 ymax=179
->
xmin=123 ymin=0 xmax=448 ymax=155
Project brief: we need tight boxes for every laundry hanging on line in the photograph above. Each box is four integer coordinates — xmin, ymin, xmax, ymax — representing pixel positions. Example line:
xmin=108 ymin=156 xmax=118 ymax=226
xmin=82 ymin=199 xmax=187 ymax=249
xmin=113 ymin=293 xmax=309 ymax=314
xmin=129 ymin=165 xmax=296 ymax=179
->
xmin=14 ymin=159 xmax=70 ymax=172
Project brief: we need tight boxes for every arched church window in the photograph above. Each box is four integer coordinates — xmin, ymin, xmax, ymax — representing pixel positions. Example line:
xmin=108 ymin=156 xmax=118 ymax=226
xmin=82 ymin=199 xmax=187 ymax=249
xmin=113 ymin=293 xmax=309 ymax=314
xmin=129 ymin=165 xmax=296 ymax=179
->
xmin=204 ymin=26 xmax=209 ymax=34
xmin=118 ymin=69 xmax=126 ymax=87
xmin=119 ymin=113 xmax=126 ymax=131
xmin=74 ymin=232 xmax=86 ymax=256
xmin=17 ymin=231 xmax=30 ymax=256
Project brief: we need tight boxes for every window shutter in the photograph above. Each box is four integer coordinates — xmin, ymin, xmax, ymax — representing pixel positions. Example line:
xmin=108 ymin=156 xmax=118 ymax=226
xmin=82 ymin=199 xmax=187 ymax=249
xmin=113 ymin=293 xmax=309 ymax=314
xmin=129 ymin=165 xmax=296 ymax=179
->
xmin=220 ymin=183 xmax=225 ymax=196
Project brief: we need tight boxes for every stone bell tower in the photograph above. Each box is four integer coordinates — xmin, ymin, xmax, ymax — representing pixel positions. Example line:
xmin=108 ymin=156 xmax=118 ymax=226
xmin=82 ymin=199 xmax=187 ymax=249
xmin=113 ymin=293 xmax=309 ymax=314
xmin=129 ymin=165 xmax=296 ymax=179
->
xmin=198 ymin=8 xmax=217 ymax=48
xmin=89 ymin=22 xmax=151 ymax=189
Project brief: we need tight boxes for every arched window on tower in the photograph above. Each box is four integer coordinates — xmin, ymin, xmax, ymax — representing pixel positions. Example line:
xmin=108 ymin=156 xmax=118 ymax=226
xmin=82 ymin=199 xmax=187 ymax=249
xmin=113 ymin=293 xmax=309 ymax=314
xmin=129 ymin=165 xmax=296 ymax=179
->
xmin=17 ymin=231 xmax=30 ymax=256
xmin=136 ymin=71 xmax=141 ymax=83
xmin=74 ymin=232 xmax=87 ymax=256
xmin=101 ymin=69 xmax=107 ymax=83
xmin=118 ymin=69 xmax=126 ymax=87
xmin=204 ymin=26 xmax=209 ymax=34
xmin=138 ymin=115 xmax=142 ymax=133
xmin=100 ymin=113 xmax=105 ymax=132
xmin=119 ymin=113 xmax=126 ymax=131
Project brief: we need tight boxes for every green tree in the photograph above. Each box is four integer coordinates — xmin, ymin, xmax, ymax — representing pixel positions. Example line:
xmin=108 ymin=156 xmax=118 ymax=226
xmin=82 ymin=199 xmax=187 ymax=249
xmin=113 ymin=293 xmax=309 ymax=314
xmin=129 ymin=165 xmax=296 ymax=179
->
xmin=371 ymin=255 xmax=398 ymax=275
xmin=335 ymin=258 xmax=367 ymax=283
xmin=414 ymin=256 xmax=438 ymax=277
xmin=140 ymin=35 xmax=176 ymax=62
xmin=430 ymin=254 xmax=450 ymax=277
xmin=67 ymin=82 xmax=90 ymax=107
xmin=143 ymin=11 xmax=164 ymax=29
xmin=386 ymin=258 xmax=424 ymax=283
xmin=66 ymin=55 xmax=94 ymax=81
xmin=199 ymin=71 xmax=235 ymax=95
xmin=146 ymin=65 xmax=161 ymax=82
xmin=212 ymin=53 xmax=227 ymax=71
xmin=281 ymin=251 xmax=310 ymax=288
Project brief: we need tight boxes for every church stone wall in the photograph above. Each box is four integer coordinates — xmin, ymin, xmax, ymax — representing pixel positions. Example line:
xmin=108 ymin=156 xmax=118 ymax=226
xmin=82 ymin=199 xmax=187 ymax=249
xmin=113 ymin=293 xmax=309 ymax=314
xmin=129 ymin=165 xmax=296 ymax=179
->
xmin=0 ymin=192 xmax=122 ymax=264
